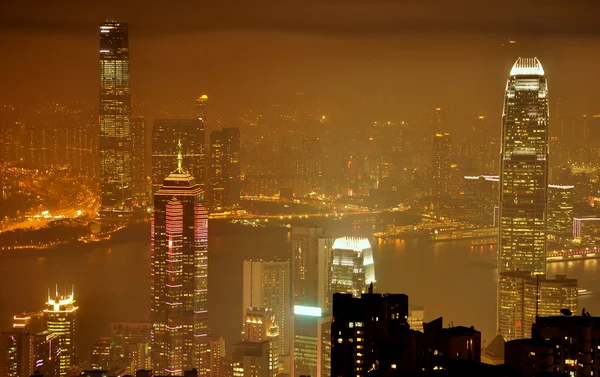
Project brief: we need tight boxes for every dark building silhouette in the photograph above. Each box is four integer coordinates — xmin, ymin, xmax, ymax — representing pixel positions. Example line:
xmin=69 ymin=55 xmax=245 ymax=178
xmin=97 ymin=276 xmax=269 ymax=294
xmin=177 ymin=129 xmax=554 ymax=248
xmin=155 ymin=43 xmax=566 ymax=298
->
xmin=331 ymin=293 xmax=481 ymax=377
xmin=505 ymin=315 xmax=600 ymax=377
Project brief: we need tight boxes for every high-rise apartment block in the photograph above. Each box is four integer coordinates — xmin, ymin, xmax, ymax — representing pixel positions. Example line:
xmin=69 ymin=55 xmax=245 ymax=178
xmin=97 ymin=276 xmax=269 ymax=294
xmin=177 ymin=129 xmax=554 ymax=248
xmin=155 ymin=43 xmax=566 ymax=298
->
xmin=242 ymin=260 xmax=290 ymax=355
xmin=152 ymin=119 xmax=205 ymax=194
xmin=151 ymin=162 xmax=209 ymax=375
xmin=99 ymin=21 xmax=132 ymax=213
xmin=209 ymin=128 xmax=240 ymax=211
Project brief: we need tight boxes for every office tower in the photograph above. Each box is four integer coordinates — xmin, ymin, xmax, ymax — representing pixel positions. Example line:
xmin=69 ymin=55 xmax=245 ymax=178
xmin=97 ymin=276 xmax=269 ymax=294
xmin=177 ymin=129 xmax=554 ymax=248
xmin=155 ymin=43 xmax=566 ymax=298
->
xmin=408 ymin=306 xmax=425 ymax=332
xmin=0 ymin=312 xmax=44 ymax=377
xmin=44 ymin=290 xmax=78 ymax=377
xmin=331 ymin=293 xmax=481 ymax=377
xmin=498 ymin=273 xmax=578 ymax=341
xmin=131 ymin=116 xmax=149 ymax=201
xmin=505 ymin=315 xmax=600 ymax=377
xmin=291 ymin=227 xmax=334 ymax=310
xmin=463 ymin=175 xmax=500 ymax=226
xmin=330 ymin=237 xmax=375 ymax=297
xmin=232 ymin=309 xmax=279 ymax=377
xmin=432 ymin=132 xmax=451 ymax=202
xmin=547 ymin=184 xmax=574 ymax=239
xmin=91 ymin=338 xmax=116 ymax=370
xmin=207 ymin=336 xmax=226 ymax=377
xmin=290 ymin=306 xmax=330 ymax=377
xmin=195 ymin=95 xmax=210 ymax=120
xmin=434 ymin=107 xmax=443 ymax=133
xmin=496 ymin=57 xmax=551 ymax=344
xmin=242 ymin=260 xmax=290 ymax=355
xmin=99 ymin=21 xmax=132 ymax=212
xmin=152 ymin=119 xmax=205 ymax=194
xmin=33 ymin=331 xmax=60 ymax=377
xmin=209 ymin=128 xmax=241 ymax=211
xmin=151 ymin=159 xmax=209 ymax=376
xmin=499 ymin=57 xmax=549 ymax=274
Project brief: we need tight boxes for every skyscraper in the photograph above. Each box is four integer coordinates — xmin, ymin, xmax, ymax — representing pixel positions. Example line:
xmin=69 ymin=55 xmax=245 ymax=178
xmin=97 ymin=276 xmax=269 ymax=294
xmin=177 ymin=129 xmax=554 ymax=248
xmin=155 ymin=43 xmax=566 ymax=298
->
xmin=99 ymin=22 xmax=132 ymax=213
xmin=242 ymin=260 xmax=290 ymax=355
xmin=547 ymin=184 xmax=574 ymax=239
xmin=151 ymin=158 xmax=209 ymax=375
xmin=291 ymin=227 xmax=334 ymax=310
xmin=131 ymin=116 xmax=149 ymax=201
xmin=330 ymin=237 xmax=376 ymax=297
xmin=152 ymin=119 xmax=205 ymax=194
xmin=499 ymin=57 xmax=549 ymax=274
xmin=209 ymin=128 xmax=241 ymax=211
xmin=232 ymin=308 xmax=279 ymax=377
xmin=498 ymin=273 xmax=578 ymax=340
xmin=432 ymin=132 xmax=451 ymax=202
xmin=0 ymin=312 xmax=44 ymax=377
xmin=44 ymin=290 xmax=78 ymax=377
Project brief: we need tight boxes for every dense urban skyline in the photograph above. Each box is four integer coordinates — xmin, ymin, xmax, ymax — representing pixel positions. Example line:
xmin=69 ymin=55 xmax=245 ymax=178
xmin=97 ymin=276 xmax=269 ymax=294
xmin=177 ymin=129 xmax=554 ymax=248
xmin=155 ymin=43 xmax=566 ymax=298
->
xmin=2 ymin=2 xmax=600 ymax=377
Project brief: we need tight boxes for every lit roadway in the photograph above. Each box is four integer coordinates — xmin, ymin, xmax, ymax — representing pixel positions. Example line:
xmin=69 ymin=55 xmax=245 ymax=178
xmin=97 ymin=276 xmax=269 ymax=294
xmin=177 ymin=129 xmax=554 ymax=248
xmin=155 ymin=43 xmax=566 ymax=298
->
xmin=0 ymin=193 xmax=99 ymax=233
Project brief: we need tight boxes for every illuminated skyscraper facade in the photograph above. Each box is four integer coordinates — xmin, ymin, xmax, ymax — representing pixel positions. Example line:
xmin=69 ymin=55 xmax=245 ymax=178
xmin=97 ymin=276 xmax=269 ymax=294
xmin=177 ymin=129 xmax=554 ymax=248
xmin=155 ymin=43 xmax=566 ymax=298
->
xmin=43 ymin=291 xmax=78 ymax=377
xmin=497 ymin=58 xmax=555 ymax=343
xmin=151 ymin=163 xmax=208 ymax=375
xmin=242 ymin=260 xmax=290 ymax=355
xmin=152 ymin=119 xmax=205 ymax=194
xmin=432 ymin=133 xmax=451 ymax=202
xmin=498 ymin=273 xmax=578 ymax=340
xmin=330 ymin=237 xmax=375 ymax=298
xmin=209 ymin=128 xmax=241 ymax=211
xmin=99 ymin=22 xmax=132 ymax=212
xmin=499 ymin=57 xmax=549 ymax=274
xmin=291 ymin=227 xmax=334 ymax=311
xmin=547 ymin=184 xmax=574 ymax=239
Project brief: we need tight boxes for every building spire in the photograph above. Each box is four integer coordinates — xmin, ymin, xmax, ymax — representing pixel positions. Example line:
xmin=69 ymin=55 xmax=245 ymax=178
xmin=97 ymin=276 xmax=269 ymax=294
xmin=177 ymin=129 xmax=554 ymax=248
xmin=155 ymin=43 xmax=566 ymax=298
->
xmin=176 ymin=138 xmax=184 ymax=173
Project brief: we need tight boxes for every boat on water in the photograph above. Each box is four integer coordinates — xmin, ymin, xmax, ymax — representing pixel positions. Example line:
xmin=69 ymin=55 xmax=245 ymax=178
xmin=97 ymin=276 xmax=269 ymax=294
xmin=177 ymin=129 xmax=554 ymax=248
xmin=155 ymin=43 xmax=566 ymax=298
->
xmin=470 ymin=238 xmax=498 ymax=247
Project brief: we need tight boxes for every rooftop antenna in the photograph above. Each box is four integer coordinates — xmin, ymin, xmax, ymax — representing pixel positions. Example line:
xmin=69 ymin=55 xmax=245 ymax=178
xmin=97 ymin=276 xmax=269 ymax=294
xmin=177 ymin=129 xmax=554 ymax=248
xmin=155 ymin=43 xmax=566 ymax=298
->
xmin=55 ymin=284 xmax=58 ymax=297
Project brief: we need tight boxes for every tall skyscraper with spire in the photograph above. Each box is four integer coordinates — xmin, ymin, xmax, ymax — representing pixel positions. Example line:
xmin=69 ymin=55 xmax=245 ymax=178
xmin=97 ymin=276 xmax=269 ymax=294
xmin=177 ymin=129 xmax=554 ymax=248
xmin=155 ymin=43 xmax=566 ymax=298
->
xmin=497 ymin=57 xmax=554 ymax=342
xmin=99 ymin=21 xmax=132 ymax=213
xmin=499 ymin=57 xmax=549 ymax=275
xmin=151 ymin=146 xmax=209 ymax=375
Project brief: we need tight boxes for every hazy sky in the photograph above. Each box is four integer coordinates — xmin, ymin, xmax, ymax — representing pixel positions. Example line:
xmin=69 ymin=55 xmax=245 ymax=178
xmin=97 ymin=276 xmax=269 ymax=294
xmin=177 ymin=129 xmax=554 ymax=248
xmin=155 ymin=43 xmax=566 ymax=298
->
xmin=1 ymin=0 xmax=599 ymax=126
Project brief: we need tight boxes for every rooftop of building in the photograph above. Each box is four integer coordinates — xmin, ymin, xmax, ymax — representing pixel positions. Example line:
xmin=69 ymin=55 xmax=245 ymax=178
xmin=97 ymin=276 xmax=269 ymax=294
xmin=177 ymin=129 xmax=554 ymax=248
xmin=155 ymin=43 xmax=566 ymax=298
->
xmin=510 ymin=57 xmax=545 ymax=76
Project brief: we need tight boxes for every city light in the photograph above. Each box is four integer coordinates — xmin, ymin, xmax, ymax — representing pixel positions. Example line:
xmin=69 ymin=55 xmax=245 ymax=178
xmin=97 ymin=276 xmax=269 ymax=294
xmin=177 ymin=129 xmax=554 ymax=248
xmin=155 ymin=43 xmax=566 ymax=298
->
xmin=294 ymin=305 xmax=322 ymax=317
